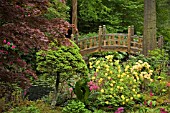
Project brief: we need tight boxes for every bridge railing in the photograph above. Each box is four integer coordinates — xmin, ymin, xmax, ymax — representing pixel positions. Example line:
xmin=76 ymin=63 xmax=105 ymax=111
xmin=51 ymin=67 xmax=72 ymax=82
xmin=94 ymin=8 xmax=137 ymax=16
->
xmin=75 ymin=25 xmax=163 ymax=56
xmin=78 ymin=36 xmax=99 ymax=50
xmin=130 ymin=35 xmax=143 ymax=54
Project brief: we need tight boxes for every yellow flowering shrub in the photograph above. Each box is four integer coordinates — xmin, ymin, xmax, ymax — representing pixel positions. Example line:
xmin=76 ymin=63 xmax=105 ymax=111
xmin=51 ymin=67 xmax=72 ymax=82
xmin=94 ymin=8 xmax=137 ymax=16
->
xmin=88 ymin=55 xmax=144 ymax=107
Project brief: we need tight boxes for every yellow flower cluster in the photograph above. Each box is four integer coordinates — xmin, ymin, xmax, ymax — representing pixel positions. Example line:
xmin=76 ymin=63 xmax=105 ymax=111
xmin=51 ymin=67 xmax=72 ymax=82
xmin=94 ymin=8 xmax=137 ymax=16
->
xmin=131 ymin=60 xmax=151 ymax=72
xmin=96 ymin=60 xmax=100 ymax=65
xmin=118 ymin=94 xmax=141 ymax=105
xmin=98 ymin=78 xmax=103 ymax=84
xmin=114 ymin=60 xmax=119 ymax=65
xmin=105 ymin=55 xmax=113 ymax=62
xmin=89 ymin=62 xmax=93 ymax=68
xmin=130 ymin=60 xmax=153 ymax=82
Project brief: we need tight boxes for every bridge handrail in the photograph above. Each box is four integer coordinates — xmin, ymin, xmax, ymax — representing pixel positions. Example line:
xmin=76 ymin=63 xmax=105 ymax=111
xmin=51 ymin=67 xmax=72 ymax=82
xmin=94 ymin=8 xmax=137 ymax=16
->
xmin=75 ymin=25 xmax=163 ymax=56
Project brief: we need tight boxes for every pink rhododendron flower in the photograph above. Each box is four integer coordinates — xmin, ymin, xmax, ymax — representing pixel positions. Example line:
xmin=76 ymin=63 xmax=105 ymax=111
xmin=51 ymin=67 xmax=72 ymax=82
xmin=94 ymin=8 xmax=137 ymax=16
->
xmin=115 ymin=107 xmax=124 ymax=113
xmin=3 ymin=40 xmax=6 ymax=43
xmin=166 ymin=82 xmax=170 ymax=87
xmin=90 ymin=86 xmax=93 ymax=91
xmin=150 ymin=92 xmax=154 ymax=96
xmin=11 ymin=45 xmax=16 ymax=49
xmin=88 ymin=81 xmax=94 ymax=86
xmin=69 ymin=88 xmax=73 ymax=93
xmin=7 ymin=42 xmax=10 ymax=46
xmin=144 ymin=101 xmax=147 ymax=105
xmin=149 ymin=101 xmax=152 ymax=107
xmin=160 ymin=108 xmax=168 ymax=113
xmin=24 ymin=90 xmax=27 ymax=96
xmin=88 ymin=80 xmax=99 ymax=91
xmin=108 ymin=106 xmax=112 ymax=108
xmin=10 ymin=62 xmax=13 ymax=65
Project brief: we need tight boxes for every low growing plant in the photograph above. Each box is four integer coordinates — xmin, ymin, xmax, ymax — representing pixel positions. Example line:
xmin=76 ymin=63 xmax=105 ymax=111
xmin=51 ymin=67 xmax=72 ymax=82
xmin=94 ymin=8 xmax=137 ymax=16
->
xmin=62 ymin=100 xmax=91 ymax=113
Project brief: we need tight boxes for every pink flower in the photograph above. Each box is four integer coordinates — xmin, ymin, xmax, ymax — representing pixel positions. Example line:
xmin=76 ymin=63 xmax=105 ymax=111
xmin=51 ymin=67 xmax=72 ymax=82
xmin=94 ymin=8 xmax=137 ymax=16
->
xmin=88 ymin=81 xmax=94 ymax=86
xmin=90 ymin=86 xmax=93 ymax=91
xmin=108 ymin=106 xmax=112 ymax=108
xmin=69 ymin=88 xmax=73 ymax=93
xmin=144 ymin=101 xmax=147 ymax=105
xmin=7 ymin=42 xmax=10 ymax=46
xmin=3 ymin=39 xmax=6 ymax=43
xmin=166 ymin=82 xmax=170 ymax=87
xmin=89 ymin=85 xmax=99 ymax=91
xmin=150 ymin=92 xmax=154 ymax=96
xmin=115 ymin=107 xmax=124 ymax=113
xmin=149 ymin=101 xmax=152 ymax=107
xmin=10 ymin=62 xmax=13 ymax=65
xmin=11 ymin=45 xmax=16 ymax=49
xmin=93 ymin=85 xmax=99 ymax=90
xmin=16 ymin=5 xmax=20 ymax=8
xmin=160 ymin=108 xmax=168 ymax=113
xmin=24 ymin=89 xmax=27 ymax=96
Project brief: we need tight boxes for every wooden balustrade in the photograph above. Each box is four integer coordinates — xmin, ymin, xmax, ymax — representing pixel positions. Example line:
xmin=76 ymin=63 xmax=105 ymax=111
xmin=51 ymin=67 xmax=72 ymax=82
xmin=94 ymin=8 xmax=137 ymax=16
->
xmin=75 ymin=25 xmax=163 ymax=56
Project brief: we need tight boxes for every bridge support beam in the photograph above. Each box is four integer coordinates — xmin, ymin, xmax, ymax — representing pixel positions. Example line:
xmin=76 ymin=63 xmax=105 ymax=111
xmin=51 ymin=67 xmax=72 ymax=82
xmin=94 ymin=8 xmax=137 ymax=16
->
xmin=98 ymin=26 xmax=102 ymax=52
xmin=127 ymin=26 xmax=132 ymax=53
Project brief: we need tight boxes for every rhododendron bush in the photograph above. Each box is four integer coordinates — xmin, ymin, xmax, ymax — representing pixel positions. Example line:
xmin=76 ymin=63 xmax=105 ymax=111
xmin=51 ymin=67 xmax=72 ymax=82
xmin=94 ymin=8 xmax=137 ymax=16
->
xmin=0 ymin=0 xmax=71 ymax=88
xmin=87 ymin=54 xmax=169 ymax=110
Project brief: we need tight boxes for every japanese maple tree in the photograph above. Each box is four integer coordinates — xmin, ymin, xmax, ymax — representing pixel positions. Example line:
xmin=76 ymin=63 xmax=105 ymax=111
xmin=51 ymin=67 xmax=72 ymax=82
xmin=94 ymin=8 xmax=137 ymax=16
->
xmin=0 ymin=0 xmax=71 ymax=88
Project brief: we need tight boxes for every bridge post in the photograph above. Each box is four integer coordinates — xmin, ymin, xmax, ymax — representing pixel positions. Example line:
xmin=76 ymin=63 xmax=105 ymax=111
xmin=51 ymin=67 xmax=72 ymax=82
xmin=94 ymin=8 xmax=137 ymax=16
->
xmin=131 ymin=25 xmax=134 ymax=36
xmin=102 ymin=25 xmax=106 ymax=40
xmin=98 ymin=26 xmax=102 ymax=52
xmin=127 ymin=26 xmax=132 ymax=53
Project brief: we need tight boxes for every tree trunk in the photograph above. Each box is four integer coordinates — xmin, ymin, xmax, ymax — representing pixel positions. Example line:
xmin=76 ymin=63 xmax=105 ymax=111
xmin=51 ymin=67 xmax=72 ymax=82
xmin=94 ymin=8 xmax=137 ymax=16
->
xmin=143 ymin=0 xmax=157 ymax=56
xmin=51 ymin=72 xmax=60 ymax=108
xmin=72 ymin=0 xmax=77 ymax=34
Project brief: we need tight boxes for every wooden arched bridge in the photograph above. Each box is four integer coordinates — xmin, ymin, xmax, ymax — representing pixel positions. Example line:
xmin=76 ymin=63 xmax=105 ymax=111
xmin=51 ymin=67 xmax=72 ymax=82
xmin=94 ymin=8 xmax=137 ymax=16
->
xmin=73 ymin=25 xmax=163 ymax=56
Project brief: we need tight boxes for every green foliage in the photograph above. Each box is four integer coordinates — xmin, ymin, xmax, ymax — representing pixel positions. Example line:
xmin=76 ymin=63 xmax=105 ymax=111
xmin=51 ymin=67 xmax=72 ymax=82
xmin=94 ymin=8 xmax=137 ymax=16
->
xmin=147 ymin=79 xmax=168 ymax=96
xmin=36 ymin=40 xmax=88 ymax=79
xmin=0 ymin=82 xmax=23 ymax=112
xmin=6 ymin=100 xmax=63 ymax=113
xmin=164 ymin=42 xmax=170 ymax=61
xmin=7 ymin=105 xmax=40 ymax=113
xmin=87 ymin=51 xmax=128 ymax=61
xmin=156 ymin=0 xmax=170 ymax=41
xmin=129 ymin=106 xmax=170 ymax=113
xmin=43 ymin=0 xmax=70 ymax=20
xmin=68 ymin=0 xmax=144 ymax=33
xmin=62 ymin=100 xmax=91 ymax=113
xmin=74 ymin=79 xmax=90 ymax=104
xmin=79 ymin=32 xmax=98 ymax=39
xmin=93 ymin=109 xmax=105 ymax=113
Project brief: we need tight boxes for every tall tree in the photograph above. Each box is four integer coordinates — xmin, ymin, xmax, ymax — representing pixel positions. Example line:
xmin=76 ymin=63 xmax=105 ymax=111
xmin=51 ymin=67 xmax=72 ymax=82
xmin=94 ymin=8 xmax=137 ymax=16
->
xmin=72 ymin=0 xmax=77 ymax=34
xmin=143 ymin=0 xmax=157 ymax=56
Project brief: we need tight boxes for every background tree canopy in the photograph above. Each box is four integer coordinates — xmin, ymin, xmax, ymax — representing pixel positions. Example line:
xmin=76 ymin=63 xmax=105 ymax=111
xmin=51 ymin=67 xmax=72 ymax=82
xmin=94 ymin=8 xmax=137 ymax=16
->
xmin=67 ymin=0 xmax=170 ymax=40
